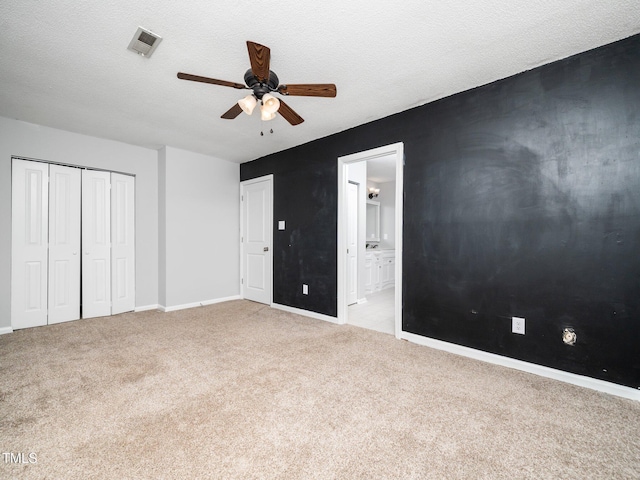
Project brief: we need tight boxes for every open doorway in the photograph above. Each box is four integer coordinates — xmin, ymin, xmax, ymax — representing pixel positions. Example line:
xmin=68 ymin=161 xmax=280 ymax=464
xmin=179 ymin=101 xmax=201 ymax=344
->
xmin=337 ymin=143 xmax=404 ymax=338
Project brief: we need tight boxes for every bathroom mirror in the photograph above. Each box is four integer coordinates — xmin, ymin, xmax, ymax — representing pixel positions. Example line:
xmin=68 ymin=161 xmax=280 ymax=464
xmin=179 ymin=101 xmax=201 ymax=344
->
xmin=366 ymin=200 xmax=380 ymax=242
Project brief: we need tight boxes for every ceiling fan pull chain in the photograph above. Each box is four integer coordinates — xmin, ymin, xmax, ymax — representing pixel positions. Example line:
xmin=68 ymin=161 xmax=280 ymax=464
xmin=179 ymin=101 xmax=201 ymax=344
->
xmin=259 ymin=118 xmax=274 ymax=136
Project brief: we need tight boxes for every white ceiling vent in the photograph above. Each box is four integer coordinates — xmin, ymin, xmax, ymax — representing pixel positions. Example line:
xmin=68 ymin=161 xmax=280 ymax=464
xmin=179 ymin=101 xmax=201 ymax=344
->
xmin=127 ymin=27 xmax=162 ymax=58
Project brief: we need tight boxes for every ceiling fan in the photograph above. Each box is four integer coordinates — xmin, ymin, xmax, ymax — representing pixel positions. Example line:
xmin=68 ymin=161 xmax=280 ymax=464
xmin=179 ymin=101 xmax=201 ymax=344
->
xmin=177 ymin=41 xmax=337 ymax=126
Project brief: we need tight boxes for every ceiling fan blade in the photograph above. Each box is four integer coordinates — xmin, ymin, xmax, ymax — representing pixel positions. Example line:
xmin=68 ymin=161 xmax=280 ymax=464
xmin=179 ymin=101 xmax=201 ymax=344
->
xmin=177 ymin=72 xmax=246 ymax=90
xmin=221 ymin=103 xmax=243 ymax=119
xmin=277 ymin=100 xmax=304 ymax=125
xmin=277 ymin=84 xmax=337 ymax=98
xmin=246 ymin=41 xmax=270 ymax=82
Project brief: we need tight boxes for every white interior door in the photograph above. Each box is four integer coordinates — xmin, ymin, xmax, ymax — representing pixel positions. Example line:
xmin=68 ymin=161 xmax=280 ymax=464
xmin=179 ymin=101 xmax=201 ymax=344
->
xmin=11 ymin=159 xmax=49 ymax=329
xmin=82 ymin=169 xmax=111 ymax=319
xmin=110 ymin=173 xmax=135 ymax=315
xmin=241 ymin=176 xmax=273 ymax=305
xmin=347 ymin=182 xmax=359 ymax=305
xmin=48 ymin=164 xmax=81 ymax=324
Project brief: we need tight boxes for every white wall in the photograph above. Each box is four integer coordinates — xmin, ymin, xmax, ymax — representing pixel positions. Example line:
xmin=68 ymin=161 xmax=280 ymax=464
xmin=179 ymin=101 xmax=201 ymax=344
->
xmin=378 ymin=180 xmax=396 ymax=250
xmin=159 ymin=146 xmax=240 ymax=309
xmin=1 ymin=116 xmax=242 ymax=329
xmin=158 ymin=147 xmax=167 ymax=307
xmin=0 ymin=117 xmax=159 ymax=328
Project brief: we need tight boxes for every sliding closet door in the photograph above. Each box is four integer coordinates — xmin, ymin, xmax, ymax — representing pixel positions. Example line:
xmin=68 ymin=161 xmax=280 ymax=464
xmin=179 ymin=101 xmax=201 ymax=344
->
xmin=82 ymin=169 xmax=111 ymax=319
xmin=48 ymin=165 xmax=81 ymax=324
xmin=11 ymin=159 xmax=49 ymax=329
xmin=111 ymin=173 xmax=135 ymax=315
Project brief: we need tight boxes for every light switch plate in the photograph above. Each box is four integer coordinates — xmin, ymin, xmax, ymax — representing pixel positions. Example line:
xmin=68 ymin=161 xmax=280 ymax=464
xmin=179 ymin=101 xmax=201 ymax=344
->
xmin=302 ymin=284 xmax=308 ymax=295
xmin=278 ymin=221 xmax=285 ymax=230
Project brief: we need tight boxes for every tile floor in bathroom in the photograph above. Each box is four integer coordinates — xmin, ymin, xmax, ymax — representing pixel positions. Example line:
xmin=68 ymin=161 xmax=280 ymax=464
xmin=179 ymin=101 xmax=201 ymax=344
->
xmin=347 ymin=287 xmax=395 ymax=335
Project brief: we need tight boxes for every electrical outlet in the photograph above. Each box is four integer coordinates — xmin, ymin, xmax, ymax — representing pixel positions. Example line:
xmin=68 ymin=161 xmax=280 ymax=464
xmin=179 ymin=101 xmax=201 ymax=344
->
xmin=302 ymin=284 xmax=308 ymax=295
xmin=512 ymin=316 xmax=525 ymax=335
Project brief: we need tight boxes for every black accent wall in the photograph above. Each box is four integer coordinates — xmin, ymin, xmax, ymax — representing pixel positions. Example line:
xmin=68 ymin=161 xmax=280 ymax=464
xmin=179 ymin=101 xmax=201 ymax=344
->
xmin=241 ymin=34 xmax=640 ymax=388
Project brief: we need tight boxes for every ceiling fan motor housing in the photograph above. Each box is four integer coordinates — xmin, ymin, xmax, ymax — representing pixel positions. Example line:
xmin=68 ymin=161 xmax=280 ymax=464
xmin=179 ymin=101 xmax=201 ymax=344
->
xmin=244 ymin=69 xmax=279 ymax=99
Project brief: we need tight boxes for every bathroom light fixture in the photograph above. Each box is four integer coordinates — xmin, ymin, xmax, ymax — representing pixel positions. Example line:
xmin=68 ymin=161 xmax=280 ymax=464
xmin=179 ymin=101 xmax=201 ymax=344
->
xmin=368 ymin=187 xmax=380 ymax=199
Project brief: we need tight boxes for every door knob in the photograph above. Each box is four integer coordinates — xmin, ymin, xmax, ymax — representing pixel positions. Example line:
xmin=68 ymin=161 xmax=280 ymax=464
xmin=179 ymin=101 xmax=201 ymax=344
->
xmin=263 ymin=247 xmax=269 ymax=252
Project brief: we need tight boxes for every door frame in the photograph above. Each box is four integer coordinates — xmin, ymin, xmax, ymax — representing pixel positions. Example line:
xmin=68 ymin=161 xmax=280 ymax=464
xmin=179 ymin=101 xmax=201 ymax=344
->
xmin=337 ymin=142 xmax=404 ymax=338
xmin=240 ymin=174 xmax=274 ymax=306
xmin=346 ymin=181 xmax=359 ymax=306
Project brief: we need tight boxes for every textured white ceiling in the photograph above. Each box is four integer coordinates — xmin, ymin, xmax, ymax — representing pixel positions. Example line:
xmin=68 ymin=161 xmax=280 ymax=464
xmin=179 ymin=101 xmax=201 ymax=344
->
xmin=1 ymin=1 xmax=639 ymax=163
xmin=367 ymin=155 xmax=397 ymax=184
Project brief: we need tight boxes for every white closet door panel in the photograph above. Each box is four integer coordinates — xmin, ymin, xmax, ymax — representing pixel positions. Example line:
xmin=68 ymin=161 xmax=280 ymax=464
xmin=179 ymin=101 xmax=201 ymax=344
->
xmin=82 ymin=170 xmax=111 ymax=319
xmin=111 ymin=173 xmax=135 ymax=315
xmin=11 ymin=159 xmax=49 ymax=329
xmin=48 ymin=165 xmax=81 ymax=324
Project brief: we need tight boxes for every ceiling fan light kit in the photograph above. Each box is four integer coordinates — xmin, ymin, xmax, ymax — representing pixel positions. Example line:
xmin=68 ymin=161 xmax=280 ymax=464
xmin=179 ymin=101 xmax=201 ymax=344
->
xmin=238 ymin=94 xmax=257 ymax=115
xmin=177 ymin=41 xmax=336 ymax=127
xmin=260 ymin=109 xmax=276 ymax=122
xmin=261 ymin=94 xmax=280 ymax=114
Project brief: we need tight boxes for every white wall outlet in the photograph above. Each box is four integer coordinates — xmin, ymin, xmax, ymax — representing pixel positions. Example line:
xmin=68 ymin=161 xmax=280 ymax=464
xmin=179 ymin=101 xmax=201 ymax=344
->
xmin=278 ymin=221 xmax=285 ymax=230
xmin=302 ymin=284 xmax=308 ymax=295
xmin=512 ymin=316 xmax=525 ymax=335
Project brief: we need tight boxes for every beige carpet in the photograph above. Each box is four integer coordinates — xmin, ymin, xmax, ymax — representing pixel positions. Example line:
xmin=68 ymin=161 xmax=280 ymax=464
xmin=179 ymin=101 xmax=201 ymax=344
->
xmin=1 ymin=300 xmax=638 ymax=479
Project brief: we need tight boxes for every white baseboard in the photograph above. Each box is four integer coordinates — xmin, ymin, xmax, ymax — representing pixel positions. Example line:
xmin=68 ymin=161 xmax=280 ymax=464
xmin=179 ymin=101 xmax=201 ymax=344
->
xmin=271 ymin=303 xmax=340 ymax=324
xmin=159 ymin=303 xmax=194 ymax=312
xmin=160 ymin=295 xmax=241 ymax=313
xmin=401 ymin=332 xmax=639 ymax=401
xmin=201 ymin=295 xmax=241 ymax=306
xmin=134 ymin=304 xmax=159 ymax=312
xmin=0 ymin=326 xmax=14 ymax=335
